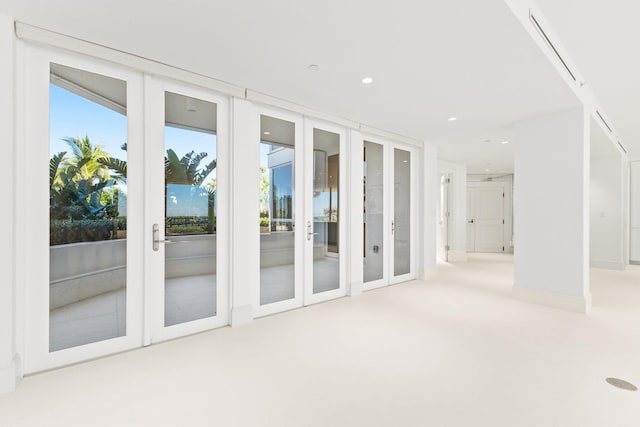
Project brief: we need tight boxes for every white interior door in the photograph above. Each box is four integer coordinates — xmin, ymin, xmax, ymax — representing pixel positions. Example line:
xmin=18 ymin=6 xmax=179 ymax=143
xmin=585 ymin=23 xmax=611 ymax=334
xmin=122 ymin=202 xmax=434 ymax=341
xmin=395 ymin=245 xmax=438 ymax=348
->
xmin=24 ymin=46 xmax=144 ymax=373
xmin=475 ymin=187 xmax=504 ymax=252
xmin=145 ymin=77 xmax=229 ymax=343
xmin=467 ymin=186 xmax=505 ymax=253
xmin=467 ymin=189 xmax=477 ymax=252
xmin=437 ymin=174 xmax=451 ymax=261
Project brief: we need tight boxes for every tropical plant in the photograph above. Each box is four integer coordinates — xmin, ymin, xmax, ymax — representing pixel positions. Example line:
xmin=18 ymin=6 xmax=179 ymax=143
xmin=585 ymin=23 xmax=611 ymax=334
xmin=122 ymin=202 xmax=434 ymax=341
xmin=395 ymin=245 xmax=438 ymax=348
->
xmin=61 ymin=136 xmax=111 ymax=181
xmin=165 ymin=149 xmax=216 ymax=185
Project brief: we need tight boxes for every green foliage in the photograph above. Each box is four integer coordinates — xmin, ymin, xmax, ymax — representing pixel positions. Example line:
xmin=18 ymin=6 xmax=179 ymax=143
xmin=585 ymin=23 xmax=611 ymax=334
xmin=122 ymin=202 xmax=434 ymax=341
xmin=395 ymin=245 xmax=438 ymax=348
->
xmin=49 ymin=136 xmax=218 ymax=244
xmin=50 ymin=219 xmax=124 ymax=246
xmin=165 ymin=216 xmax=214 ymax=235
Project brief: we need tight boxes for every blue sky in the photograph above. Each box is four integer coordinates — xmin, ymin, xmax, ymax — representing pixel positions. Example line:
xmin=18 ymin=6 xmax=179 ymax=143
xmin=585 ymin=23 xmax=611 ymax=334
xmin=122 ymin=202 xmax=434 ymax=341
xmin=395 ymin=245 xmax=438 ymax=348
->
xmin=50 ymin=83 xmax=217 ymax=175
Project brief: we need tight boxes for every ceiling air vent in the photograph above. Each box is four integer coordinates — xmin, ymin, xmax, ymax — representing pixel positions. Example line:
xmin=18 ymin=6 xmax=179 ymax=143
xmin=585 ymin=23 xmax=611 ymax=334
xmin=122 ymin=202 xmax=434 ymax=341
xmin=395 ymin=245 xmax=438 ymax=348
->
xmin=529 ymin=12 xmax=577 ymax=82
xmin=596 ymin=110 xmax=613 ymax=133
xmin=617 ymin=141 xmax=628 ymax=154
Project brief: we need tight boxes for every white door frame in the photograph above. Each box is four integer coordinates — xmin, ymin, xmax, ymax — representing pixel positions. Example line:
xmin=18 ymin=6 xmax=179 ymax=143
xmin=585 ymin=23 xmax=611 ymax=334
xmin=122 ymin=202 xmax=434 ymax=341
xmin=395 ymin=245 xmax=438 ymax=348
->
xmin=362 ymin=135 xmax=417 ymax=290
xmin=144 ymin=76 xmax=230 ymax=344
xmin=253 ymin=105 xmax=305 ymax=318
xmin=21 ymin=45 xmax=145 ymax=373
xmin=303 ymin=118 xmax=348 ymax=305
xmin=389 ymin=142 xmax=417 ymax=285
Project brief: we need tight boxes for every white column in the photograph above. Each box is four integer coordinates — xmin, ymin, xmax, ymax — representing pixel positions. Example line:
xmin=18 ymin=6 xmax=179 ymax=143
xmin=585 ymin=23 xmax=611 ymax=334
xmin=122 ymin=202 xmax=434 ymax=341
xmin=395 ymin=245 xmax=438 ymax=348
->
xmin=421 ymin=143 xmax=438 ymax=279
xmin=590 ymin=151 xmax=627 ymax=270
xmin=0 ymin=13 xmax=19 ymax=393
xmin=348 ymin=129 xmax=364 ymax=295
xmin=513 ymin=107 xmax=591 ymax=313
xmin=229 ymin=98 xmax=258 ymax=326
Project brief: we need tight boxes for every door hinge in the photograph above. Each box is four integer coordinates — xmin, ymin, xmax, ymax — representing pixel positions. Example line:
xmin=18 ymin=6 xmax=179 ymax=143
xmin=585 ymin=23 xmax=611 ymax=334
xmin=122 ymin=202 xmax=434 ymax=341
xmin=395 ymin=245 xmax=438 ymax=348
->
xmin=446 ymin=178 xmax=451 ymax=183
xmin=502 ymin=246 xmax=505 ymax=251
xmin=502 ymin=192 xmax=505 ymax=198
xmin=502 ymin=219 xmax=504 ymax=224
xmin=445 ymin=245 xmax=450 ymax=251
xmin=446 ymin=211 xmax=451 ymax=217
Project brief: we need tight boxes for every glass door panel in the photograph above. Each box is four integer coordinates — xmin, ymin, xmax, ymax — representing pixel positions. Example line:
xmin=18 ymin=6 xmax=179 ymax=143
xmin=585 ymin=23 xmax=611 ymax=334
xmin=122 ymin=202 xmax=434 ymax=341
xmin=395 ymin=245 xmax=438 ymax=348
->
xmin=259 ymin=115 xmax=296 ymax=305
xmin=49 ymin=63 xmax=129 ymax=352
xmin=162 ymin=91 xmax=218 ymax=327
xmin=311 ymin=129 xmax=340 ymax=294
xmin=363 ymin=141 xmax=385 ymax=284
xmin=393 ymin=148 xmax=411 ymax=277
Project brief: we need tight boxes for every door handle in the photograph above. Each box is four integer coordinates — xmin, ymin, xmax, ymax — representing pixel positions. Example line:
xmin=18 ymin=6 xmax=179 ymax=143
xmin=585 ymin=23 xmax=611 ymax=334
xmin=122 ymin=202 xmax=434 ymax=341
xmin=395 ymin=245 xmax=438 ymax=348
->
xmin=468 ymin=219 xmax=475 ymax=224
xmin=307 ymin=221 xmax=319 ymax=241
xmin=153 ymin=223 xmax=173 ymax=251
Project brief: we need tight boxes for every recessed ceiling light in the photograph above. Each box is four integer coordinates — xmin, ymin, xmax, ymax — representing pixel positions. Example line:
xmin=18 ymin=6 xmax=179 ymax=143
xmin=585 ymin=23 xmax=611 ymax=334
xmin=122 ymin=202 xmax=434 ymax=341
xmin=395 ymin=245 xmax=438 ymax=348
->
xmin=362 ymin=77 xmax=373 ymax=84
xmin=307 ymin=64 xmax=319 ymax=71
xmin=263 ymin=131 xmax=271 ymax=135
xmin=448 ymin=117 xmax=457 ymax=121
xmin=501 ymin=140 xmax=510 ymax=144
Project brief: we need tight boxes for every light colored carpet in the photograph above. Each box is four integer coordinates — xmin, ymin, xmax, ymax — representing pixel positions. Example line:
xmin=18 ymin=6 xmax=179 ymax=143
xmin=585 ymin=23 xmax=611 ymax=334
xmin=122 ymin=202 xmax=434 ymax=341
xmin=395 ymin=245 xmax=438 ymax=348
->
xmin=8 ymin=254 xmax=639 ymax=427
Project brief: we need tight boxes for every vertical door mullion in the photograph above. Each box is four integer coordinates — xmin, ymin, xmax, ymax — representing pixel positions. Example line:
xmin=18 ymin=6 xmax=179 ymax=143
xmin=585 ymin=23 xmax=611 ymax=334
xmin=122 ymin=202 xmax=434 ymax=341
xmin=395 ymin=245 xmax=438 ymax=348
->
xmin=302 ymin=118 xmax=314 ymax=305
xmin=143 ymin=75 xmax=165 ymax=344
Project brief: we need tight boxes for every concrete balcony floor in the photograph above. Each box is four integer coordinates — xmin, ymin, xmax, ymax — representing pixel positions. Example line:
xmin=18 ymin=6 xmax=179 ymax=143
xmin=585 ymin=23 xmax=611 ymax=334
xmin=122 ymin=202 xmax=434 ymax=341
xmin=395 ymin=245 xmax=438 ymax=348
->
xmin=50 ymin=257 xmax=340 ymax=351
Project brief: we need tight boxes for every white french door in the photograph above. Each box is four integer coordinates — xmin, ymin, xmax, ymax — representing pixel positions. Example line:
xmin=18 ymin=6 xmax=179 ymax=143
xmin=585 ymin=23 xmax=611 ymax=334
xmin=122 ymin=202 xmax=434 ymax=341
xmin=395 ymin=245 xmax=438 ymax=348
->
xmin=144 ymin=77 xmax=229 ymax=343
xmin=22 ymin=46 xmax=230 ymax=373
xmin=23 ymin=46 xmax=145 ymax=373
xmin=363 ymin=138 xmax=416 ymax=290
xmin=303 ymin=119 xmax=348 ymax=305
xmin=255 ymin=109 xmax=348 ymax=317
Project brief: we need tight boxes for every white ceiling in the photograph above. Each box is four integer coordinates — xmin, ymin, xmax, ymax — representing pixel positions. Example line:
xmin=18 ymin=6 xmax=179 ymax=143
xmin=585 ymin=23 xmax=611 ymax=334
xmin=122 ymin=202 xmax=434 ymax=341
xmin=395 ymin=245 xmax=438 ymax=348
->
xmin=2 ymin=0 xmax=584 ymax=172
xmin=536 ymin=0 xmax=640 ymax=160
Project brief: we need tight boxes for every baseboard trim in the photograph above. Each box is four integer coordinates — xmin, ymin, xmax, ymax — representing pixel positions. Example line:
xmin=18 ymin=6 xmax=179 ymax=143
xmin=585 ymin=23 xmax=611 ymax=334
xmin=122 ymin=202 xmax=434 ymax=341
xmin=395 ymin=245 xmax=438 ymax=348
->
xmin=629 ymin=260 xmax=640 ymax=266
xmin=447 ymin=250 xmax=468 ymax=262
xmin=420 ymin=267 xmax=438 ymax=281
xmin=230 ymin=305 xmax=254 ymax=327
xmin=349 ymin=281 xmax=364 ymax=296
xmin=513 ymin=286 xmax=592 ymax=314
xmin=590 ymin=260 xmax=626 ymax=271
xmin=0 ymin=354 xmax=21 ymax=394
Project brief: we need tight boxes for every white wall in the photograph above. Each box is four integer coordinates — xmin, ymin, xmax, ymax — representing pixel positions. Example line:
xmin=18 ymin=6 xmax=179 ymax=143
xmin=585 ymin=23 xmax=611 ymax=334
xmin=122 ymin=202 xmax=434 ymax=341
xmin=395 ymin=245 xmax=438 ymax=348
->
xmin=421 ymin=143 xmax=438 ymax=279
xmin=590 ymin=154 xmax=626 ymax=269
xmin=0 ymin=13 xmax=18 ymax=393
xmin=513 ymin=107 xmax=591 ymax=313
xmin=631 ymin=161 xmax=640 ymax=263
xmin=438 ymin=160 xmax=467 ymax=261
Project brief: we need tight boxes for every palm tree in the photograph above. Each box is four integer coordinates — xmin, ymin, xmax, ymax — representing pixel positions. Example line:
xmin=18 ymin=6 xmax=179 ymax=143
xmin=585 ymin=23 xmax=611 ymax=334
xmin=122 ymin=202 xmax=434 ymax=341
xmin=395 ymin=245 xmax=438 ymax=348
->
xmin=98 ymin=143 xmax=127 ymax=182
xmin=62 ymin=136 xmax=111 ymax=182
xmin=165 ymin=149 xmax=216 ymax=185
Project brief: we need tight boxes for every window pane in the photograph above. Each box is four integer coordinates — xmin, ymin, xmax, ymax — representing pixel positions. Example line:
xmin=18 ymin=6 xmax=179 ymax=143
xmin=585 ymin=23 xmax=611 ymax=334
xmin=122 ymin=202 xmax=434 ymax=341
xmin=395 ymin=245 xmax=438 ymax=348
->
xmin=363 ymin=141 xmax=384 ymax=282
xmin=312 ymin=129 xmax=340 ymax=294
xmin=164 ymin=91 xmax=217 ymax=327
xmin=259 ymin=115 xmax=296 ymax=305
xmin=394 ymin=148 xmax=411 ymax=276
xmin=49 ymin=63 xmax=127 ymax=352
